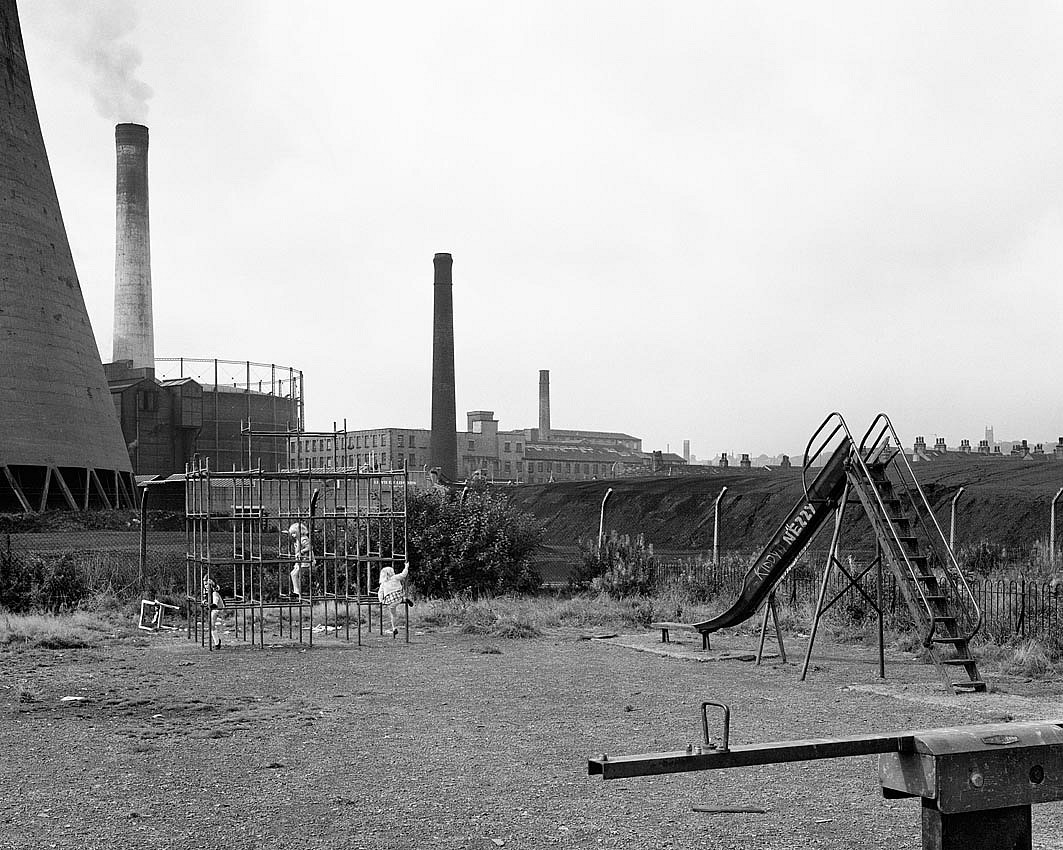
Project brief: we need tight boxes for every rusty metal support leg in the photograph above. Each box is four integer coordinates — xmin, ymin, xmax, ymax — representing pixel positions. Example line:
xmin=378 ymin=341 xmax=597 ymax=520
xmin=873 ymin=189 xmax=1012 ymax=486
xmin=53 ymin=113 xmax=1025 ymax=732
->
xmin=756 ymin=597 xmax=770 ymax=664
xmin=877 ymin=544 xmax=885 ymax=679
xmin=921 ymin=801 xmax=1031 ymax=850
xmin=756 ymin=594 xmax=787 ymax=665
xmin=771 ymin=595 xmax=786 ymax=663
xmin=801 ymin=485 xmax=848 ymax=681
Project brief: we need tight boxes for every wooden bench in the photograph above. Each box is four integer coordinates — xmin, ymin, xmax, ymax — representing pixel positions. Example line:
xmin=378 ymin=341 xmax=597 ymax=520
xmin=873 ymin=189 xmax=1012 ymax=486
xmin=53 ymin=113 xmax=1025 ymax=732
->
xmin=650 ymin=621 xmax=710 ymax=650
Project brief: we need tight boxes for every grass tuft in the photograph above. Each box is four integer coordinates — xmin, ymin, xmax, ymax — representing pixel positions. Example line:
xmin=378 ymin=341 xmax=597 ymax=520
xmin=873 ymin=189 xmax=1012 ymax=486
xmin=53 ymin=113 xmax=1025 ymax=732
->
xmin=0 ymin=612 xmax=115 ymax=649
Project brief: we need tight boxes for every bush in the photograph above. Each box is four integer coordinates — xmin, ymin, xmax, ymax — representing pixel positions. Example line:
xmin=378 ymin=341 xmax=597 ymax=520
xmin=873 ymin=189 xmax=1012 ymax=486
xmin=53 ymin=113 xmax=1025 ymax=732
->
xmin=407 ymin=485 xmax=544 ymax=597
xmin=573 ymin=531 xmax=656 ymax=598
xmin=0 ymin=549 xmax=91 ymax=612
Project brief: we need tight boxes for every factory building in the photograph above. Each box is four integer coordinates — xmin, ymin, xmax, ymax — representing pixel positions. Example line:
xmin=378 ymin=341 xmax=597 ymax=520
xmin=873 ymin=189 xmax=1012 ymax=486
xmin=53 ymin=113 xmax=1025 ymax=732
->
xmin=292 ymin=371 xmax=660 ymax=483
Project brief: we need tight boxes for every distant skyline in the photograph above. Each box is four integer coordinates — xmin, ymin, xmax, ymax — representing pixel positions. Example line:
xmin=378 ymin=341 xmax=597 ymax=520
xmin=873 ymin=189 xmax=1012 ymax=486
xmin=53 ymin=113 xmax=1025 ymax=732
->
xmin=19 ymin=2 xmax=1063 ymax=458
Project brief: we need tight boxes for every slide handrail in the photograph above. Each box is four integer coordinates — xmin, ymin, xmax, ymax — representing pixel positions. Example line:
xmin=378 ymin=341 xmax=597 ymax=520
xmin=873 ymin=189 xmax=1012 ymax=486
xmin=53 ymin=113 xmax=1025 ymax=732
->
xmin=858 ymin=414 xmax=983 ymax=641
xmin=801 ymin=411 xmax=856 ymax=502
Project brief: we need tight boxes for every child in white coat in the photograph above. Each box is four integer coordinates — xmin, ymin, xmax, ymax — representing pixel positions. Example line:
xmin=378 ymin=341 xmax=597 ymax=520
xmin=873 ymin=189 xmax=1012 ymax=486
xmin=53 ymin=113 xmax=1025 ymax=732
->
xmin=288 ymin=523 xmax=312 ymax=597
xmin=205 ymin=577 xmax=225 ymax=649
xmin=377 ymin=561 xmax=410 ymax=638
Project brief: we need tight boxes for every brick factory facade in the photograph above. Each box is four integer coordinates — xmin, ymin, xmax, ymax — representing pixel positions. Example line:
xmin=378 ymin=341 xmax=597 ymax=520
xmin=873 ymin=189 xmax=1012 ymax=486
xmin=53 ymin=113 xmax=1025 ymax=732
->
xmin=288 ymin=411 xmax=654 ymax=483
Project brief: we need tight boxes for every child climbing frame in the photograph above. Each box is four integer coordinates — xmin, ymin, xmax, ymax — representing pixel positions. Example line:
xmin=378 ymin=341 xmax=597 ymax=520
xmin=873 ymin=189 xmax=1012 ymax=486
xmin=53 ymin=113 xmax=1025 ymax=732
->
xmin=184 ymin=456 xmax=410 ymax=649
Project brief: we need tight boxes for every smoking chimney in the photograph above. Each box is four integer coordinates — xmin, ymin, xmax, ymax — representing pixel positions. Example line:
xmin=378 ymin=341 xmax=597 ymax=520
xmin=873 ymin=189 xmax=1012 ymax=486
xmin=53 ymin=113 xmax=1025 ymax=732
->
xmin=429 ymin=253 xmax=457 ymax=480
xmin=113 ymin=123 xmax=153 ymax=367
xmin=0 ymin=0 xmax=135 ymax=512
xmin=539 ymin=370 xmax=551 ymax=442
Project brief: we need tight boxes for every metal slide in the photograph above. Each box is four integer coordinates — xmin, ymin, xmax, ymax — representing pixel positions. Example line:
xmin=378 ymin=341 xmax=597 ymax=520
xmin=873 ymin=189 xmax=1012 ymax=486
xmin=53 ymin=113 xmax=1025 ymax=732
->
xmin=692 ymin=439 xmax=852 ymax=634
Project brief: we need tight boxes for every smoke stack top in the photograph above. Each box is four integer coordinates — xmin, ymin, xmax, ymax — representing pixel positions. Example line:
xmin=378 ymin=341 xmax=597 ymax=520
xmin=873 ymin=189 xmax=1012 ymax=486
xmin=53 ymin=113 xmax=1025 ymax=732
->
xmin=539 ymin=370 xmax=551 ymax=442
xmin=429 ymin=253 xmax=457 ymax=480
xmin=112 ymin=122 xmax=153 ymax=368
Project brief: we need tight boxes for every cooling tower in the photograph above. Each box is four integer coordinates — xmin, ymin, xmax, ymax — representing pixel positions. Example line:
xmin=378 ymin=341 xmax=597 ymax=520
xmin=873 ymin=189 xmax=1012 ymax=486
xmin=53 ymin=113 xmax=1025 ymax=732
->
xmin=0 ymin=0 xmax=136 ymax=512
xmin=429 ymin=253 xmax=457 ymax=480
xmin=538 ymin=370 xmax=551 ymax=442
xmin=113 ymin=123 xmax=153 ymax=367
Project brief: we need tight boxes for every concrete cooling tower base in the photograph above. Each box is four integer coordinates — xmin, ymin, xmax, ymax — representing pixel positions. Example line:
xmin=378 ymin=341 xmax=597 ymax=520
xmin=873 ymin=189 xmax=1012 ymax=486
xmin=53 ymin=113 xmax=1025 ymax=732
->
xmin=0 ymin=0 xmax=136 ymax=513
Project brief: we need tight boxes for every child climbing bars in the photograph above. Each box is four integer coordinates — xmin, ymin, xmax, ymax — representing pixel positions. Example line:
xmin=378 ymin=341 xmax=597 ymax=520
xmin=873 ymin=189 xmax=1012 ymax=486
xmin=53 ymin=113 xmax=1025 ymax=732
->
xmin=288 ymin=522 xmax=313 ymax=597
xmin=204 ymin=578 xmax=225 ymax=649
xmin=377 ymin=561 xmax=411 ymax=638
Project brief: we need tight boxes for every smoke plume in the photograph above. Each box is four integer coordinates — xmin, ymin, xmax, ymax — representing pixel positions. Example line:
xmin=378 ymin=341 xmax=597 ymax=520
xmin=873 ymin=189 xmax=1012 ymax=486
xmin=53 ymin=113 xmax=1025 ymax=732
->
xmin=65 ymin=0 xmax=153 ymax=123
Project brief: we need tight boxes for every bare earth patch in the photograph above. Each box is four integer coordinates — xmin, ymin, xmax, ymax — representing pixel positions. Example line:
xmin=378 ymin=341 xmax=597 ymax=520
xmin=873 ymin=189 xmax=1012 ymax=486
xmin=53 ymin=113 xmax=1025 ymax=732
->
xmin=2 ymin=624 xmax=1063 ymax=849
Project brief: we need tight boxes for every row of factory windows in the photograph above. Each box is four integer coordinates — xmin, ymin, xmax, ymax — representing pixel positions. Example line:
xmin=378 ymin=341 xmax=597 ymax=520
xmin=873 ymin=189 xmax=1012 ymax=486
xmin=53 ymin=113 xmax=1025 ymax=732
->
xmin=291 ymin=432 xmax=417 ymax=454
xmin=294 ymin=453 xmax=413 ymax=469
xmin=292 ymin=434 xmax=533 ymax=456
xmin=470 ymin=440 xmax=526 ymax=453
xmin=290 ymin=455 xmax=610 ymax=477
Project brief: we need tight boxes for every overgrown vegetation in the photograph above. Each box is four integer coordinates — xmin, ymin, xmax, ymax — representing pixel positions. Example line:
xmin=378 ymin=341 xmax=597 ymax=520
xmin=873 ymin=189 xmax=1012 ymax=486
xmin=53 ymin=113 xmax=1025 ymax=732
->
xmin=406 ymin=485 xmax=544 ymax=597
xmin=570 ymin=531 xmax=657 ymax=597
xmin=0 ymin=611 xmax=120 ymax=648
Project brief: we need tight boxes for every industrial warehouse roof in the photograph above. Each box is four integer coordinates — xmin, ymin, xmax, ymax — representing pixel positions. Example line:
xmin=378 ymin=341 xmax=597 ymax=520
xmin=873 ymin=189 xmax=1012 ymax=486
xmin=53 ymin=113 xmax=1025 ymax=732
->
xmin=533 ymin=428 xmax=639 ymax=441
xmin=524 ymin=444 xmax=644 ymax=464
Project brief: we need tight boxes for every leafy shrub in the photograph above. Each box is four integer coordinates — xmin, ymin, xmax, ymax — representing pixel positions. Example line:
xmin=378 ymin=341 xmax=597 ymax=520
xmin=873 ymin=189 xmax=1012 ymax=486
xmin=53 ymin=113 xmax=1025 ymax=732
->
xmin=574 ymin=531 xmax=656 ymax=598
xmin=407 ymin=485 xmax=544 ymax=597
xmin=0 ymin=550 xmax=91 ymax=612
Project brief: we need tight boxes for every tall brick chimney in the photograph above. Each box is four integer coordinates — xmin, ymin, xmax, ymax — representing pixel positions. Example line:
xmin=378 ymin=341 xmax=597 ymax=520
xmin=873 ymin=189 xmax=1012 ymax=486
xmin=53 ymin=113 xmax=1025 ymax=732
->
xmin=538 ymin=369 xmax=551 ymax=442
xmin=0 ymin=0 xmax=134 ymax=512
xmin=112 ymin=123 xmax=153 ymax=368
xmin=429 ymin=253 xmax=457 ymax=480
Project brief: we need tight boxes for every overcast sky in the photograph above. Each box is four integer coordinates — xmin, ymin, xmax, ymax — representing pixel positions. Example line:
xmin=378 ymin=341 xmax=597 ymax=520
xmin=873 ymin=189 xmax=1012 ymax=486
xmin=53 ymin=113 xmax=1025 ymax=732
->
xmin=18 ymin=1 xmax=1063 ymax=458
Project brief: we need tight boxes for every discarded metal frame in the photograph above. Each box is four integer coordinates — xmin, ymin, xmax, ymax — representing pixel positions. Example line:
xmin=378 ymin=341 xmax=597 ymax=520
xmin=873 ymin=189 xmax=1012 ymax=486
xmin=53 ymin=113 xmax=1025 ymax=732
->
xmin=588 ymin=703 xmax=1063 ymax=850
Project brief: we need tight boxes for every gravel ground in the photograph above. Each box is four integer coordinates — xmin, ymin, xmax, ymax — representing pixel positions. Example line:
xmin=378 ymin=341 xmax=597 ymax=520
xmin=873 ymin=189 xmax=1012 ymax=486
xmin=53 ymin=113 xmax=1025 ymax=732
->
xmin=2 ymin=625 xmax=1063 ymax=850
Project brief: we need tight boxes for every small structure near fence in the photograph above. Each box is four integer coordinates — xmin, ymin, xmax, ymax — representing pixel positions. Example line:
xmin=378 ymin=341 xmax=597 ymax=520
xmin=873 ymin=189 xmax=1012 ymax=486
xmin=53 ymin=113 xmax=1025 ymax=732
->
xmin=184 ymin=456 xmax=410 ymax=649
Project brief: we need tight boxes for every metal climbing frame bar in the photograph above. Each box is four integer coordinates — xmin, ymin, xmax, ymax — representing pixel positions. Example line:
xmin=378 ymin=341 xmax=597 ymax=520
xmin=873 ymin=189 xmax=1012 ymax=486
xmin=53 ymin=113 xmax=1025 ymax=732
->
xmin=184 ymin=450 xmax=409 ymax=649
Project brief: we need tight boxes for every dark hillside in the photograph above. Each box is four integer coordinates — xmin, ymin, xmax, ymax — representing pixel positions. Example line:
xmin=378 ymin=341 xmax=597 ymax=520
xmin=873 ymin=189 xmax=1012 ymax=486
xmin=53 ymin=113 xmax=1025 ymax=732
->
xmin=508 ymin=458 xmax=1063 ymax=554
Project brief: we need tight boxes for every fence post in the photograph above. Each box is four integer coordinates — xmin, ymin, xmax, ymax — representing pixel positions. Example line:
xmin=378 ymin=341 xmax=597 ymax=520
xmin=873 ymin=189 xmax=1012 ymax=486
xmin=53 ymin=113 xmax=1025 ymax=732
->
xmin=712 ymin=487 xmax=728 ymax=568
xmin=1051 ymin=487 xmax=1063 ymax=565
xmin=949 ymin=486 xmax=965 ymax=552
xmin=1020 ymin=577 xmax=1026 ymax=639
xmin=138 ymin=484 xmax=149 ymax=588
xmin=597 ymin=488 xmax=613 ymax=555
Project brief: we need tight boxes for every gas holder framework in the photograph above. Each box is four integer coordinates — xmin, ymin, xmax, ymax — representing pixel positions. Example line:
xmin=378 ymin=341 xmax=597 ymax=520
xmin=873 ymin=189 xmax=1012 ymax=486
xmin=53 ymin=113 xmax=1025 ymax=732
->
xmin=184 ymin=425 xmax=410 ymax=649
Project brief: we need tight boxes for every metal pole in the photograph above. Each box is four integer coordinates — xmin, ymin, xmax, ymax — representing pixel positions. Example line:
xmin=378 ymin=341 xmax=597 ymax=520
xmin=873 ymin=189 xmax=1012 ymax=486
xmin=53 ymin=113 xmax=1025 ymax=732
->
xmin=801 ymin=482 xmax=848 ymax=682
xmin=138 ymin=484 xmax=149 ymax=589
xmin=1051 ymin=487 xmax=1063 ymax=564
xmin=949 ymin=486 xmax=965 ymax=552
xmin=712 ymin=487 xmax=728 ymax=568
xmin=597 ymin=488 xmax=614 ymax=554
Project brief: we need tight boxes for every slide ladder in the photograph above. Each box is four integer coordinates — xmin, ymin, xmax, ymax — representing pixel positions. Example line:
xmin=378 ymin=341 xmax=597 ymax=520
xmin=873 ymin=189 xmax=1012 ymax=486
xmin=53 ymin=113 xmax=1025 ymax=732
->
xmin=844 ymin=414 xmax=984 ymax=692
xmin=693 ymin=412 xmax=984 ymax=693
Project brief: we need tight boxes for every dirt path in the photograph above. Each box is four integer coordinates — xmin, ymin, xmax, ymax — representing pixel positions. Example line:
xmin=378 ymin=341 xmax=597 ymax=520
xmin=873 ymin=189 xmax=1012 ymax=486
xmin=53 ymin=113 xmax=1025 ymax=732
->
xmin=2 ymin=627 xmax=1063 ymax=850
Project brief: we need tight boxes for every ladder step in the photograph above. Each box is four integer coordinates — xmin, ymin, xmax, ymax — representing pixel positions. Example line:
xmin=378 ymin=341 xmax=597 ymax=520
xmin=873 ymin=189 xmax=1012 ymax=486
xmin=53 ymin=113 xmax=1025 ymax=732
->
xmin=941 ymin=658 xmax=975 ymax=666
xmin=931 ymin=636 xmax=966 ymax=644
xmin=932 ymin=615 xmax=956 ymax=624
xmin=923 ymin=594 xmax=946 ymax=604
xmin=953 ymin=681 xmax=987 ymax=693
